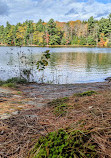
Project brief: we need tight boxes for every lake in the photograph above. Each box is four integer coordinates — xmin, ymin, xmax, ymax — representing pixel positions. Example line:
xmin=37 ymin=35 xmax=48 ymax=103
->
xmin=0 ymin=46 xmax=111 ymax=84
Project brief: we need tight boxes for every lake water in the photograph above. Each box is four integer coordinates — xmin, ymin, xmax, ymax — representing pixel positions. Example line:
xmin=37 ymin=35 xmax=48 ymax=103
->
xmin=0 ymin=46 xmax=111 ymax=84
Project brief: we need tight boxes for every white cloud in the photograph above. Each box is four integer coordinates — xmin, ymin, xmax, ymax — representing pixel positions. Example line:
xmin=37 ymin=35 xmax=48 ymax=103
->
xmin=0 ymin=0 xmax=111 ymax=26
xmin=64 ymin=0 xmax=111 ymax=20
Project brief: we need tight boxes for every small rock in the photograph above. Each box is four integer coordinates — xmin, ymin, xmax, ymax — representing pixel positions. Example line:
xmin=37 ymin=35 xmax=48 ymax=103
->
xmin=0 ymin=130 xmax=5 ymax=135
xmin=25 ymin=115 xmax=38 ymax=119
xmin=13 ymin=95 xmax=22 ymax=98
xmin=26 ymin=101 xmax=36 ymax=105
xmin=18 ymin=106 xmax=23 ymax=108
xmin=89 ymin=106 xmax=93 ymax=109
xmin=12 ymin=111 xmax=19 ymax=115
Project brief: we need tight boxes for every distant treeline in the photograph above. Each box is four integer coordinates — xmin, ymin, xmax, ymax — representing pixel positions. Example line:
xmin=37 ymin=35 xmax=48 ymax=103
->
xmin=0 ymin=14 xmax=111 ymax=47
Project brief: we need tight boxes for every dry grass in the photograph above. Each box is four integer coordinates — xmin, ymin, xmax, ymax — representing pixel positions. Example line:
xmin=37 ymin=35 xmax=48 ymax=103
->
xmin=0 ymin=89 xmax=111 ymax=157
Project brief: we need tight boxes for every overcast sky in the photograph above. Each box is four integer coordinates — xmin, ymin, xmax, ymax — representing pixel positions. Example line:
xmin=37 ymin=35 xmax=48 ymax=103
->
xmin=0 ymin=0 xmax=111 ymax=26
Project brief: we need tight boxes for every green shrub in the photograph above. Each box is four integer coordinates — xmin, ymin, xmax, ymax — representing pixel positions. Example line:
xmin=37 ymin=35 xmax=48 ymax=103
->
xmin=75 ymin=91 xmax=96 ymax=97
xmin=48 ymin=97 xmax=69 ymax=107
xmin=0 ymin=80 xmax=5 ymax=86
xmin=71 ymin=36 xmax=79 ymax=45
xmin=2 ymin=83 xmax=16 ymax=88
xmin=48 ymin=97 xmax=69 ymax=117
xmin=29 ymin=129 xmax=98 ymax=158
xmin=107 ymin=42 xmax=111 ymax=47
xmin=61 ymin=37 xmax=67 ymax=45
xmin=6 ymin=77 xmax=27 ymax=84
xmin=54 ymin=103 xmax=68 ymax=116
xmin=0 ymin=77 xmax=27 ymax=87
xmin=79 ymin=37 xmax=87 ymax=45
xmin=87 ymin=36 xmax=96 ymax=45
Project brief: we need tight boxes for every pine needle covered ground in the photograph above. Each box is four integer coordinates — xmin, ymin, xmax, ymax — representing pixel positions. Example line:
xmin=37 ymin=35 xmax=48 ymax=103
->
xmin=0 ymin=87 xmax=111 ymax=157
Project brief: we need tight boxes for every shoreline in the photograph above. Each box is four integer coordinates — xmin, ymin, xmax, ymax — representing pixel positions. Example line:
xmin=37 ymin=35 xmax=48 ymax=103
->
xmin=0 ymin=44 xmax=111 ymax=48
xmin=0 ymin=80 xmax=111 ymax=119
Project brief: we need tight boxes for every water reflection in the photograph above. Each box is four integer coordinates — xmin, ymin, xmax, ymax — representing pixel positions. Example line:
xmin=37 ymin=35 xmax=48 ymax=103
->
xmin=0 ymin=47 xmax=111 ymax=84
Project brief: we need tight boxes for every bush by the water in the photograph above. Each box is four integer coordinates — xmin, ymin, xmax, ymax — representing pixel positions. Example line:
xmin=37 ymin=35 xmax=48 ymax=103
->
xmin=29 ymin=129 xmax=98 ymax=158
xmin=0 ymin=80 xmax=5 ymax=86
xmin=6 ymin=77 xmax=27 ymax=84
xmin=0 ymin=77 xmax=28 ymax=88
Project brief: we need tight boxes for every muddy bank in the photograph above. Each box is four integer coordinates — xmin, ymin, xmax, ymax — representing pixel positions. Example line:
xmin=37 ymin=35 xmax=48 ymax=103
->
xmin=0 ymin=81 xmax=111 ymax=118
xmin=19 ymin=81 xmax=111 ymax=107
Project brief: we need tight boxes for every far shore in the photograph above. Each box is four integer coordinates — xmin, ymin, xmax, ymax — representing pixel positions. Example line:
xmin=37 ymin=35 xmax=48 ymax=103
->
xmin=0 ymin=44 xmax=111 ymax=48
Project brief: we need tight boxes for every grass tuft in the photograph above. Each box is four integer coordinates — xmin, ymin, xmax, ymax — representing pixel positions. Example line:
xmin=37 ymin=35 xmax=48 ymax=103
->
xmin=48 ymin=97 xmax=69 ymax=107
xmin=2 ymin=83 xmax=16 ymax=88
xmin=54 ymin=103 xmax=68 ymax=116
xmin=48 ymin=97 xmax=69 ymax=117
